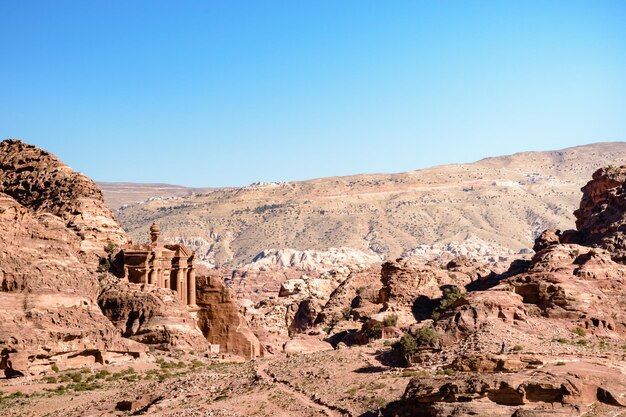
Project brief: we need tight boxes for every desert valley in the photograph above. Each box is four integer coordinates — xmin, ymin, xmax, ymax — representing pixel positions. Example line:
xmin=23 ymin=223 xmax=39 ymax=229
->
xmin=2 ymin=139 xmax=626 ymax=417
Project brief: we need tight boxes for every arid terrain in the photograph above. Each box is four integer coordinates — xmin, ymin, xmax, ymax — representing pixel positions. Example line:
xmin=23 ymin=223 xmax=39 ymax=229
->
xmin=106 ymin=142 xmax=626 ymax=267
xmin=3 ymin=139 xmax=626 ymax=417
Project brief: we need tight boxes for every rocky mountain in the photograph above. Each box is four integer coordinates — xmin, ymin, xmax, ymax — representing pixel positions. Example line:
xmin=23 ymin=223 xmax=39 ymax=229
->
xmin=0 ymin=140 xmax=145 ymax=376
xmin=0 ymin=140 xmax=259 ymax=377
xmin=109 ymin=142 xmax=626 ymax=267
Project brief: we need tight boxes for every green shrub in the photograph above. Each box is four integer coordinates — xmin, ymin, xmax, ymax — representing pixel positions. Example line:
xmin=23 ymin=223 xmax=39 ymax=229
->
xmin=97 ymin=257 xmax=111 ymax=273
xmin=393 ymin=333 xmax=419 ymax=363
xmin=392 ymin=325 xmax=439 ymax=367
xmin=413 ymin=324 xmax=439 ymax=346
xmin=511 ymin=345 xmax=523 ymax=352
xmin=432 ymin=287 xmax=464 ymax=320
xmin=436 ymin=368 xmax=454 ymax=376
xmin=383 ymin=314 xmax=398 ymax=327
xmin=51 ymin=364 xmax=60 ymax=373
xmin=58 ymin=374 xmax=72 ymax=383
xmin=342 ymin=307 xmax=353 ymax=321
xmin=68 ymin=382 xmax=102 ymax=392
xmin=366 ymin=322 xmax=383 ymax=340
xmin=104 ymin=241 xmax=119 ymax=254
xmin=254 ymin=204 xmax=282 ymax=214
xmin=573 ymin=326 xmax=586 ymax=337
xmin=94 ymin=370 xmax=110 ymax=379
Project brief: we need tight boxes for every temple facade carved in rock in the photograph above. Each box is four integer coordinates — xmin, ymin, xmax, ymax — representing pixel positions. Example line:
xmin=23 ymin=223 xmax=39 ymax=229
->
xmin=121 ymin=223 xmax=197 ymax=305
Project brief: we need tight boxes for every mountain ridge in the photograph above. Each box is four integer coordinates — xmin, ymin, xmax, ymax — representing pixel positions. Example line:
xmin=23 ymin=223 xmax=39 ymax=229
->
xmin=107 ymin=141 xmax=626 ymax=267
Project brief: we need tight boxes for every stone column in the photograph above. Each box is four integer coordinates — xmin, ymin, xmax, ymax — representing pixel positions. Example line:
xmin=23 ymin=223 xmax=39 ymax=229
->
xmin=175 ymin=268 xmax=184 ymax=299
xmin=147 ymin=269 xmax=155 ymax=285
xmin=181 ymin=268 xmax=188 ymax=305
xmin=157 ymin=268 xmax=164 ymax=288
xmin=187 ymin=268 xmax=196 ymax=306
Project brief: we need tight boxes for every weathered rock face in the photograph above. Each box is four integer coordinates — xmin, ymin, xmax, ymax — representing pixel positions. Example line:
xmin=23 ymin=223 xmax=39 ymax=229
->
xmin=195 ymin=275 xmax=261 ymax=360
xmin=0 ymin=192 xmax=144 ymax=377
xmin=0 ymin=139 xmax=128 ymax=262
xmin=314 ymin=265 xmax=382 ymax=327
xmin=378 ymin=258 xmax=475 ymax=326
xmin=575 ymin=165 xmax=626 ymax=262
xmin=393 ymin=362 xmax=626 ymax=416
xmin=387 ymin=166 xmax=626 ymax=417
xmin=98 ymin=280 xmax=208 ymax=352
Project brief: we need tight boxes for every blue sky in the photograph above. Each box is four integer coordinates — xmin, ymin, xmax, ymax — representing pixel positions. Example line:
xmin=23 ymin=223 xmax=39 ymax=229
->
xmin=1 ymin=1 xmax=625 ymax=187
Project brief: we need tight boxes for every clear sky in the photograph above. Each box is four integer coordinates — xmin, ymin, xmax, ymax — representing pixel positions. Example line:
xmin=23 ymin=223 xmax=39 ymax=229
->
xmin=1 ymin=1 xmax=625 ymax=187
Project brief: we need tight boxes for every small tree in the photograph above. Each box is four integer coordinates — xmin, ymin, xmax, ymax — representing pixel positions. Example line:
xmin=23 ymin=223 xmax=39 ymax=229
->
xmin=392 ymin=324 xmax=439 ymax=366
xmin=393 ymin=333 xmax=419 ymax=365
xmin=432 ymin=286 xmax=464 ymax=320
xmin=366 ymin=322 xmax=383 ymax=341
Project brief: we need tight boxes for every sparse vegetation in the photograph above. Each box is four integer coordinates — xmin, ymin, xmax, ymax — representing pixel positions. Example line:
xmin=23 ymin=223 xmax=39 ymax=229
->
xmin=573 ymin=326 xmax=586 ymax=337
xmin=97 ymin=256 xmax=111 ymax=273
xmin=253 ymin=204 xmax=283 ymax=214
xmin=382 ymin=314 xmax=398 ymax=327
xmin=436 ymin=368 xmax=455 ymax=376
xmin=392 ymin=324 xmax=439 ymax=366
xmin=431 ymin=286 xmax=464 ymax=321
xmin=104 ymin=241 xmax=119 ymax=254
xmin=366 ymin=322 xmax=383 ymax=340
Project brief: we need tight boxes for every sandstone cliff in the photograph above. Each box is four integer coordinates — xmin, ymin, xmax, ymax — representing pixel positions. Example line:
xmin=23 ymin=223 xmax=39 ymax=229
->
xmin=98 ymin=280 xmax=209 ymax=352
xmin=0 ymin=139 xmax=128 ymax=262
xmin=0 ymin=191 xmax=145 ymax=376
xmin=0 ymin=140 xmax=206 ymax=376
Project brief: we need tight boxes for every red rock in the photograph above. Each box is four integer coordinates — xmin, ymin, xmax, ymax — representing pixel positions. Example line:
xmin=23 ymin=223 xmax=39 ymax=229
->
xmin=195 ymin=275 xmax=261 ymax=360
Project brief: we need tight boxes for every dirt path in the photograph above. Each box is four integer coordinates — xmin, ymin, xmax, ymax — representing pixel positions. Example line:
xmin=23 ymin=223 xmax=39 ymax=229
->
xmin=256 ymin=361 xmax=348 ymax=417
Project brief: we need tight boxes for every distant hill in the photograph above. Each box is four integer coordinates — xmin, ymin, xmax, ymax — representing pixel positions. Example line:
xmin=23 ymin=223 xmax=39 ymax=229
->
xmin=98 ymin=182 xmax=214 ymax=210
xmin=105 ymin=142 xmax=626 ymax=266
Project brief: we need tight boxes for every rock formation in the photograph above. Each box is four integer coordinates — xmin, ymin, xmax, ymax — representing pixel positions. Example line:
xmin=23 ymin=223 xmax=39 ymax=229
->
xmin=393 ymin=362 xmax=626 ymax=416
xmin=98 ymin=279 xmax=208 ymax=352
xmin=0 ymin=139 xmax=128 ymax=262
xmin=575 ymin=165 xmax=626 ymax=262
xmin=0 ymin=139 xmax=259 ymax=376
xmin=0 ymin=190 xmax=144 ymax=377
xmin=388 ymin=166 xmax=626 ymax=416
xmin=195 ymin=275 xmax=261 ymax=360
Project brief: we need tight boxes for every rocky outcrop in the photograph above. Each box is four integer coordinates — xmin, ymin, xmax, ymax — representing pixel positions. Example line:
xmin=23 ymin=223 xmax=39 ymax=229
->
xmin=0 ymin=139 xmax=128 ymax=262
xmin=575 ymin=165 xmax=626 ymax=262
xmin=98 ymin=280 xmax=209 ymax=351
xmin=251 ymin=247 xmax=381 ymax=271
xmin=0 ymin=192 xmax=144 ymax=377
xmin=378 ymin=258 xmax=475 ymax=326
xmin=388 ymin=166 xmax=626 ymax=416
xmin=195 ymin=275 xmax=261 ymax=360
xmin=392 ymin=362 xmax=626 ymax=416
xmin=314 ymin=265 xmax=382 ymax=327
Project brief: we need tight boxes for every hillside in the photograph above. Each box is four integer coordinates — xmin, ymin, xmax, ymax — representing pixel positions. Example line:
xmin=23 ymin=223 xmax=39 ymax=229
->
xmin=109 ymin=142 xmax=626 ymax=266
xmin=98 ymin=182 xmax=213 ymax=210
